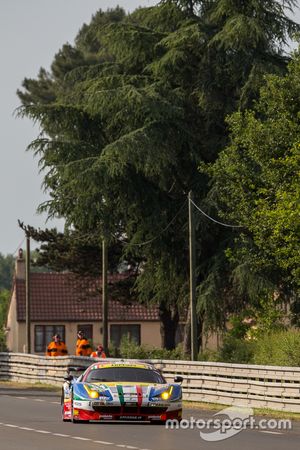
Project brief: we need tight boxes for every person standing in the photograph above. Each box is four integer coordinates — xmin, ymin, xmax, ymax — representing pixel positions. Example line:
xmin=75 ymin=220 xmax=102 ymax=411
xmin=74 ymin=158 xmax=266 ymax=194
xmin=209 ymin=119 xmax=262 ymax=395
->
xmin=76 ymin=330 xmax=92 ymax=356
xmin=46 ymin=334 xmax=68 ymax=357
xmin=90 ymin=344 xmax=106 ymax=358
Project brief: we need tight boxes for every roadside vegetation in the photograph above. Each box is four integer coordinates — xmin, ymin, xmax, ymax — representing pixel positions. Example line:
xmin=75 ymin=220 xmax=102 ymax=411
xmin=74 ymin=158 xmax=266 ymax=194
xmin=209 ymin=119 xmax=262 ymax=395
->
xmin=0 ymin=253 xmax=14 ymax=351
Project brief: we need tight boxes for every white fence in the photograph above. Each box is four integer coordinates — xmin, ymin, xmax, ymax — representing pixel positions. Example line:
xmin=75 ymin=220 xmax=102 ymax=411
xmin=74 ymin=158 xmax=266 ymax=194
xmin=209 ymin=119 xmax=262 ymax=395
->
xmin=0 ymin=353 xmax=300 ymax=413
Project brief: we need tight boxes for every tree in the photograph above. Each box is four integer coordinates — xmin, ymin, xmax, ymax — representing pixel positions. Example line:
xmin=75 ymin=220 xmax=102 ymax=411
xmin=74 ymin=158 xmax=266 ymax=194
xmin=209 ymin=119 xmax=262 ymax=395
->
xmin=206 ymin=48 xmax=300 ymax=297
xmin=0 ymin=289 xmax=9 ymax=352
xmin=17 ymin=2 xmax=300 ymax=350
xmin=0 ymin=254 xmax=14 ymax=291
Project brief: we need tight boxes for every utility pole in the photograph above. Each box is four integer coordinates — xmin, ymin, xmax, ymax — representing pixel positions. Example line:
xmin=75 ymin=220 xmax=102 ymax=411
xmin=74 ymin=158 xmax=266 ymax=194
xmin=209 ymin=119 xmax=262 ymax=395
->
xmin=188 ymin=191 xmax=197 ymax=360
xmin=25 ymin=234 xmax=31 ymax=354
xmin=102 ymin=238 xmax=108 ymax=353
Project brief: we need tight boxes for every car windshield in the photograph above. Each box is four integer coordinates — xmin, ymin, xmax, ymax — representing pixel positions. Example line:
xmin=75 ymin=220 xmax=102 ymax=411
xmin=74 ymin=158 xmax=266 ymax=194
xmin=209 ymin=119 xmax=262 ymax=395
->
xmin=84 ymin=367 xmax=166 ymax=384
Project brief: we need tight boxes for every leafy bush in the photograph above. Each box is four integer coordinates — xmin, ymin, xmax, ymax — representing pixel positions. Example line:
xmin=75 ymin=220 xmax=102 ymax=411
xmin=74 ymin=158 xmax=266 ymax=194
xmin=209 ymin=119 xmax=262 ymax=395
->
xmin=253 ymin=330 xmax=300 ymax=367
xmin=110 ymin=335 xmax=188 ymax=360
xmin=198 ymin=349 xmax=219 ymax=362
xmin=0 ymin=290 xmax=9 ymax=352
xmin=216 ymin=336 xmax=255 ymax=364
xmin=0 ymin=330 xmax=7 ymax=352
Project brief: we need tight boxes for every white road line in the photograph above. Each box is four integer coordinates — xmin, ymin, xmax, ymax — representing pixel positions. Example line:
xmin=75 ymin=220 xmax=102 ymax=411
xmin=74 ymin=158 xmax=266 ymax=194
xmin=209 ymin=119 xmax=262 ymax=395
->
xmin=34 ymin=399 xmax=44 ymax=402
xmin=52 ymin=433 xmax=70 ymax=437
xmin=15 ymin=396 xmax=27 ymax=399
xmin=72 ymin=436 xmax=92 ymax=441
xmin=0 ymin=422 xmax=152 ymax=450
xmin=259 ymin=431 xmax=283 ymax=435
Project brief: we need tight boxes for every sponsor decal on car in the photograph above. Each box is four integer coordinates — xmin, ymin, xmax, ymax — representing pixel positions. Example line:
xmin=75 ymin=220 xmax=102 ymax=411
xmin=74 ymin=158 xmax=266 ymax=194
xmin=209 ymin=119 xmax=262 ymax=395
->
xmin=91 ymin=400 xmax=107 ymax=406
xmin=73 ymin=401 xmax=84 ymax=407
xmin=119 ymin=415 xmax=143 ymax=420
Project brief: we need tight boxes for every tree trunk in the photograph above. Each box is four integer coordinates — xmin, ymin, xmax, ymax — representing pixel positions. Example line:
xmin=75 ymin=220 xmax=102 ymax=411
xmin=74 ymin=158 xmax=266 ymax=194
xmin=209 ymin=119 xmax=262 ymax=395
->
xmin=159 ymin=304 xmax=179 ymax=350
xmin=183 ymin=308 xmax=205 ymax=357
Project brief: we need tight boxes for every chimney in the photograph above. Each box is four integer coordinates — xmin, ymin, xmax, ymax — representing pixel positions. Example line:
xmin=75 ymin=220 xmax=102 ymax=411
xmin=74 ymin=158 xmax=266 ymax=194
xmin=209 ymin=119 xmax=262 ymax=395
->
xmin=15 ymin=248 xmax=25 ymax=280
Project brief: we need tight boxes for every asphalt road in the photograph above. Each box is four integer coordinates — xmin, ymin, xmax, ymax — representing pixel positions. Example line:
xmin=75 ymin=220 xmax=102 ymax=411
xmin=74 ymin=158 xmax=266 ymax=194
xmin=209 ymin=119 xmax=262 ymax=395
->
xmin=0 ymin=387 xmax=300 ymax=450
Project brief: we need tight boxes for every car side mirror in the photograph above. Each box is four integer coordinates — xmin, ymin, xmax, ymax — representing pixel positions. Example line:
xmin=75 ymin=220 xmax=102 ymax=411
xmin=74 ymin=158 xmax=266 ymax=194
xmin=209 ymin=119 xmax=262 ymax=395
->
xmin=64 ymin=374 xmax=73 ymax=382
xmin=174 ymin=375 xmax=183 ymax=384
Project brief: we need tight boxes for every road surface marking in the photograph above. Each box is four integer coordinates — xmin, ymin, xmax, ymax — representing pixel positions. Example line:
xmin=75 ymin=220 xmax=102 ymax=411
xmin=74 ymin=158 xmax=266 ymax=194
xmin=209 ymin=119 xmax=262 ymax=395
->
xmin=0 ymin=422 xmax=152 ymax=450
xmin=72 ymin=436 xmax=92 ymax=441
xmin=259 ymin=431 xmax=283 ymax=435
xmin=53 ymin=433 xmax=70 ymax=437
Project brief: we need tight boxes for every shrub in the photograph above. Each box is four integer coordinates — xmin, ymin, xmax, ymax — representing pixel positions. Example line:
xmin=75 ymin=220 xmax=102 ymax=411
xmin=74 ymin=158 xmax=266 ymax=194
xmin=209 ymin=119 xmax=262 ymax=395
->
xmin=198 ymin=349 xmax=219 ymax=362
xmin=113 ymin=335 xmax=188 ymax=360
xmin=253 ymin=330 xmax=300 ymax=366
xmin=0 ymin=329 xmax=7 ymax=352
xmin=216 ymin=336 xmax=255 ymax=364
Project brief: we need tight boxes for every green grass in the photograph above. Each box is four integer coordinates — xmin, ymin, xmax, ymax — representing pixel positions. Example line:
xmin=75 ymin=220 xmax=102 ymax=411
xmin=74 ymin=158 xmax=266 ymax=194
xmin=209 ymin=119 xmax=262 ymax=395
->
xmin=0 ymin=381 xmax=60 ymax=392
xmin=183 ymin=400 xmax=300 ymax=421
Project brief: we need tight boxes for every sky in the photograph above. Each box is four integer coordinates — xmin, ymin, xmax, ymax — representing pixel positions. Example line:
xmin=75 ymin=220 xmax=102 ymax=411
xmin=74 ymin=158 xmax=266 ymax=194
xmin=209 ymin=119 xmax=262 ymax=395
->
xmin=0 ymin=0 xmax=299 ymax=256
xmin=0 ymin=0 xmax=157 ymax=256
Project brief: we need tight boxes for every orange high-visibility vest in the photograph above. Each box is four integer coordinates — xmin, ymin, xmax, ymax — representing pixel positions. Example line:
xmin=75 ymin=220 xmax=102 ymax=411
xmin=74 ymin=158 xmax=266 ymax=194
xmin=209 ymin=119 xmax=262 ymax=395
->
xmin=76 ymin=338 xmax=92 ymax=356
xmin=90 ymin=351 xmax=106 ymax=358
xmin=46 ymin=341 xmax=68 ymax=357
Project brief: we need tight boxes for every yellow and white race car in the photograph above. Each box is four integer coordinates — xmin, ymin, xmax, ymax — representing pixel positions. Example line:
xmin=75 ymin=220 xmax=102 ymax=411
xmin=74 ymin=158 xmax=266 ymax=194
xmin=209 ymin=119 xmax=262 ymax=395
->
xmin=62 ymin=360 xmax=183 ymax=424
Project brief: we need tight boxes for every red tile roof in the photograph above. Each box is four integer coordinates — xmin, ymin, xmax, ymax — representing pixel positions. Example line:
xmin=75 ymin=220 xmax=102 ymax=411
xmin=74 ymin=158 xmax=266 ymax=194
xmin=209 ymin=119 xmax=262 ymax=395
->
xmin=15 ymin=272 xmax=159 ymax=322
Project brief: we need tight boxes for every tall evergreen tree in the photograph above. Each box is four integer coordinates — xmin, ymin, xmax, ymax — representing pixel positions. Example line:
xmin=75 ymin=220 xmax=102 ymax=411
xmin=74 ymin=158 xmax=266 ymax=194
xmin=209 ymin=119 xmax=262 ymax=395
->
xmin=17 ymin=2 xmax=299 ymax=350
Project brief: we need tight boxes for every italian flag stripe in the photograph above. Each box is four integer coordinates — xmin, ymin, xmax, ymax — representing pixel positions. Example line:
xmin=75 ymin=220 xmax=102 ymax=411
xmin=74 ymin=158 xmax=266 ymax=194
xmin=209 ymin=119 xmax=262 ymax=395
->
xmin=117 ymin=385 xmax=125 ymax=405
xmin=136 ymin=385 xmax=143 ymax=407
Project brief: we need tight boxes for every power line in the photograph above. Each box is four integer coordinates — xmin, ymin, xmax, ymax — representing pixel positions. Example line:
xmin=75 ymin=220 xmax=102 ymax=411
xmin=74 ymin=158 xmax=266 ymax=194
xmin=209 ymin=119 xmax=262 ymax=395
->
xmin=190 ymin=198 xmax=243 ymax=228
xmin=112 ymin=199 xmax=187 ymax=247
xmin=11 ymin=237 xmax=26 ymax=256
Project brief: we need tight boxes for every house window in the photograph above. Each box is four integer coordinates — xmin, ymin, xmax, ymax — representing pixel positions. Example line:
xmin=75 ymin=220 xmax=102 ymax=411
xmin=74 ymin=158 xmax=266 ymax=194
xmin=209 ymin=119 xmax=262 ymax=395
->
xmin=77 ymin=324 xmax=93 ymax=341
xmin=34 ymin=325 xmax=65 ymax=353
xmin=110 ymin=324 xmax=141 ymax=347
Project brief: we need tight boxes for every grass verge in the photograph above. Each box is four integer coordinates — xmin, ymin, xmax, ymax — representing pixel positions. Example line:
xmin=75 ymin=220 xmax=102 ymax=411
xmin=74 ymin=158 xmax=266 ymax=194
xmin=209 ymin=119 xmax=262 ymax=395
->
xmin=0 ymin=380 xmax=60 ymax=392
xmin=183 ymin=400 xmax=300 ymax=421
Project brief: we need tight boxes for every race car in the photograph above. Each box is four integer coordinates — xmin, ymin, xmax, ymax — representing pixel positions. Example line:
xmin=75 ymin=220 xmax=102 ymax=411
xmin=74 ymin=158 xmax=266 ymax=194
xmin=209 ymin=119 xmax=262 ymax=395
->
xmin=62 ymin=360 xmax=183 ymax=423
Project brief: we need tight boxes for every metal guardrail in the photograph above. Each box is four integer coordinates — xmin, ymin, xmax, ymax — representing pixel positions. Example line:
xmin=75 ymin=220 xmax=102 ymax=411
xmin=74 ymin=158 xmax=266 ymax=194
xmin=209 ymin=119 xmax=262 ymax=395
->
xmin=0 ymin=353 xmax=300 ymax=413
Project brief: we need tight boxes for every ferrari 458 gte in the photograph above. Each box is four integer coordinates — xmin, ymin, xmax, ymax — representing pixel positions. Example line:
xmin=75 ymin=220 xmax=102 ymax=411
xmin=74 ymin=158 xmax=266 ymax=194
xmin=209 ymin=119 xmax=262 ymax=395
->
xmin=62 ymin=360 xmax=183 ymax=423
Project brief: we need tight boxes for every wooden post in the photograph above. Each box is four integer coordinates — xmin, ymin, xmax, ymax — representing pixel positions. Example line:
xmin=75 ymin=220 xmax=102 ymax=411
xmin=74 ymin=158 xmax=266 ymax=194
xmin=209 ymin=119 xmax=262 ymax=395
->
xmin=102 ymin=239 xmax=108 ymax=352
xmin=188 ymin=191 xmax=197 ymax=360
xmin=25 ymin=234 xmax=31 ymax=354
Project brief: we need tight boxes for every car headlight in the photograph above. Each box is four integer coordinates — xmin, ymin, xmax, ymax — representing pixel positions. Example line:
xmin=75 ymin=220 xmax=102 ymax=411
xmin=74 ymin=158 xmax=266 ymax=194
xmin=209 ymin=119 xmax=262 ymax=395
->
xmin=161 ymin=391 xmax=170 ymax=400
xmin=89 ymin=390 xmax=99 ymax=399
xmin=160 ymin=386 xmax=173 ymax=400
